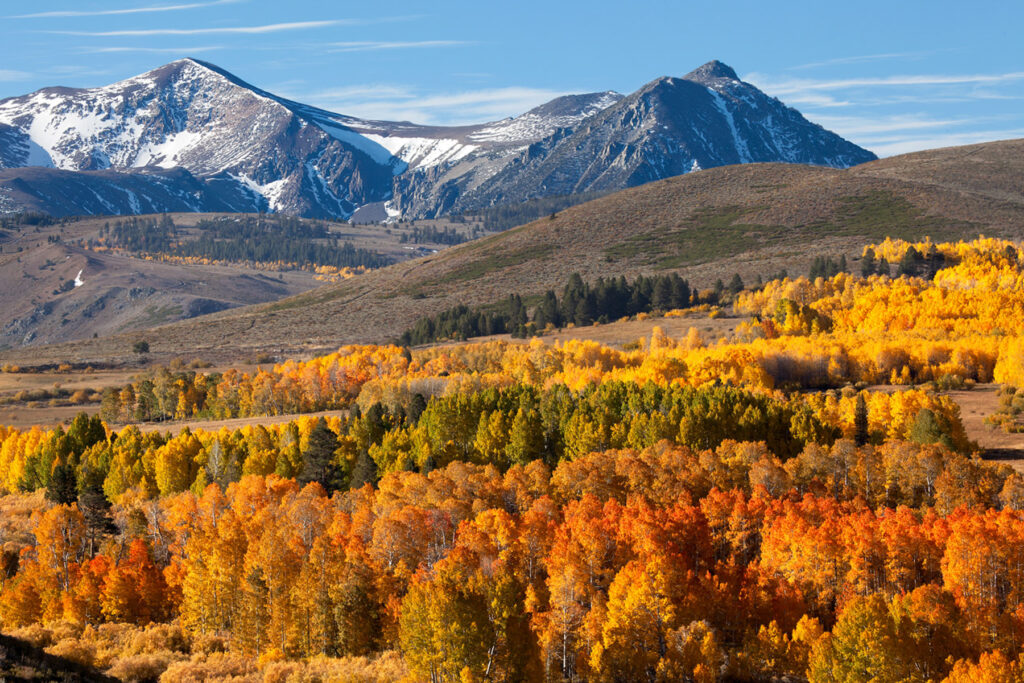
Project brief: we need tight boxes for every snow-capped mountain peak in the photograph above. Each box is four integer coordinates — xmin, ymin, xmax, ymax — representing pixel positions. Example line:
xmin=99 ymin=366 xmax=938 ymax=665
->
xmin=0 ymin=59 xmax=875 ymax=219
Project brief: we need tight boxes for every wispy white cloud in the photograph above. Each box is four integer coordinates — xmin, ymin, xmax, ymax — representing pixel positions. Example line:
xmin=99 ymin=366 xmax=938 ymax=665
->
xmin=11 ymin=0 xmax=243 ymax=19
xmin=327 ymin=40 xmax=472 ymax=53
xmin=292 ymin=84 xmax=570 ymax=125
xmin=53 ymin=20 xmax=342 ymax=37
xmin=87 ymin=46 xmax=224 ymax=54
xmin=798 ymin=108 xmax=1024 ymax=157
xmin=45 ymin=65 xmax=113 ymax=78
xmin=0 ymin=69 xmax=32 ymax=81
xmin=747 ymin=71 xmax=1024 ymax=95
xmin=811 ymin=114 xmax=994 ymax=137
xmin=867 ymin=129 xmax=1024 ymax=157
xmin=414 ymin=88 xmax=566 ymax=111
xmin=741 ymin=61 xmax=1024 ymax=158
xmin=789 ymin=51 xmax=937 ymax=70
xmin=303 ymin=85 xmax=416 ymax=100
xmin=782 ymin=93 xmax=853 ymax=108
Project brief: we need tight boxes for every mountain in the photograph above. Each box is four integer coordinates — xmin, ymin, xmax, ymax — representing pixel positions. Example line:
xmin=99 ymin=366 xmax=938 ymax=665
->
xmin=3 ymin=138 xmax=1020 ymax=367
xmin=390 ymin=61 xmax=876 ymax=217
xmin=0 ymin=59 xmax=874 ymax=219
xmin=0 ymin=59 xmax=400 ymax=217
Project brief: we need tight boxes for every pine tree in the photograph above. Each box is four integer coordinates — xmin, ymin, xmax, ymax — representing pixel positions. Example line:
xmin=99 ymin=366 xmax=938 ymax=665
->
xmin=728 ymin=273 xmax=745 ymax=296
xmin=651 ymin=277 xmax=674 ymax=311
xmin=408 ymin=393 xmax=428 ymax=424
xmin=713 ymin=279 xmax=725 ymax=303
xmin=299 ymin=418 xmax=342 ymax=492
xmin=574 ymin=294 xmax=596 ymax=326
xmin=877 ymin=257 xmax=891 ymax=277
xmin=349 ymin=451 xmax=379 ymax=490
xmin=45 ymin=464 xmax=77 ymax=505
xmin=861 ymin=248 xmax=877 ymax=277
xmin=670 ymin=275 xmax=691 ymax=308
xmin=810 ymin=257 xmax=825 ymax=279
xmin=854 ymin=394 xmax=869 ymax=446
xmin=898 ymin=247 xmax=923 ymax=277
xmin=78 ymin=467 xmax=116 ymax=557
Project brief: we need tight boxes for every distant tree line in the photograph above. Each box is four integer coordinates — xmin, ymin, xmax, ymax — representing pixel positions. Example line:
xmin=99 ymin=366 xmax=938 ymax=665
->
xmin=0 ymin=212 xmax=63 ymax=229
xmin=399 ymin=225 xmax=482 ymax=246
xmin=400 ymin=272 xmax=695 ymax=345
xmin=808 ymin=255 xmax=847 ymax=279
xmin=474 ymin=191 xmax=611 ymax=232
xmin=99 ymin=214 xmax=391 ymax=270
xmin=807 ymin=249 xmax=953 ymax=281
xmin=861 ymin=245 xmax=948 ymax=279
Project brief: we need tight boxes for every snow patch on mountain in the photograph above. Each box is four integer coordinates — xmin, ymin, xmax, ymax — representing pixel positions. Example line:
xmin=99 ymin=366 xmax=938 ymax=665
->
xmin=134 ymin=129 xmax=204 ymax=168
xmin=232 ymin=173 xmax=288 ymax=211
xmin=708 ymin=89 xmax=751 ymax=163
xmin=362 ymin=134 xmax=477 ymax=168
xmin=313 ymin=119 xmax=405 ymax=171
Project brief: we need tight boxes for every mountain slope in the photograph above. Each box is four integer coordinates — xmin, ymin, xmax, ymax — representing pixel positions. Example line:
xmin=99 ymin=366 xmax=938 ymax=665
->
xmin=0 ymin=165 xmax=261 ymax=216
xmin=0 ymin=59 xmax=874 ymax=219
xmin=2 ymin=138 xmax=1020 ymax=366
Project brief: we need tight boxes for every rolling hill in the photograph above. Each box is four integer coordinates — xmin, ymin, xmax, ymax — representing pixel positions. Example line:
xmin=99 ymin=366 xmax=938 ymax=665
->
xmin=3 ymin=138 xmax=1023 ymax=367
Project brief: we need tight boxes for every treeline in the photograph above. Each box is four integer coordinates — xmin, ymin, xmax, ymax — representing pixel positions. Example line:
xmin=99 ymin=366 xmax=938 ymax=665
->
xmin=0 ymin=212 xmax=63 ymax=229
xmin=807 ymin=255 xmax=846 ymax=279
xmin=98 ymin=215 xmax=390 ymax=270
xmin=400 ymin=272 xmax=694 ymax=345
xmin=104 ymin=214 xmax=177 ymax=252
xmin=801 ymin=245 xmax=957 ymax=282
xmin=474 ymin=190 xmax=611 ymax=232
xmin=399 ymin=224 xmax=482 ymax=245
xmin=861 ymin=243 xmax=948 ymax=278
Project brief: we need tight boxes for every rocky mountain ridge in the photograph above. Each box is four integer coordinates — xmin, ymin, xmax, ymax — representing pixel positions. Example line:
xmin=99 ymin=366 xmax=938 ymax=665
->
xmin=0 ymin=59 xmax=876 ymax=218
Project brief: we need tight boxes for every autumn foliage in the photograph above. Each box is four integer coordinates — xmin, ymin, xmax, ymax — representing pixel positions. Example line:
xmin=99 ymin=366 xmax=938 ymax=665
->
xmin=3 ymin=237 xmax=1024 ymax=680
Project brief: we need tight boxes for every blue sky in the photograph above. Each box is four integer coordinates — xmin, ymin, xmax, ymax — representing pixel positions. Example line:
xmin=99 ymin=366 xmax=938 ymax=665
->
xmin=1 ymin=0 xmax=1022 ymax=157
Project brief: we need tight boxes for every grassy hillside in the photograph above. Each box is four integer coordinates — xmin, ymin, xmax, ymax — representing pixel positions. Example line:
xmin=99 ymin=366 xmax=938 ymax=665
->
xmin=5 ymin=138 xmax=1024 ymax=367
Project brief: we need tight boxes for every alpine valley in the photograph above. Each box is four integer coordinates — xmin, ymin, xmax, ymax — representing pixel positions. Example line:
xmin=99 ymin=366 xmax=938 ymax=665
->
xmin=0 ymin=59 xmax=875 ymax=219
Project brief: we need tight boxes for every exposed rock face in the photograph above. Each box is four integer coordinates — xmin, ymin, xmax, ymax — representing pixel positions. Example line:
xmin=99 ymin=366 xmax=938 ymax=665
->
xmin=0 ymin=166 xmax=261 ymax=215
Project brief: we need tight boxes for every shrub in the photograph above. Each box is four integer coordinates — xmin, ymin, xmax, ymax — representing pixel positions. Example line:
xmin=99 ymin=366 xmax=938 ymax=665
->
xmin=160 ymin=652 xmax=258 ymax=683
xmin=106 ymin=652 xmax=185 ymax=682
xmin=46 ymin=639 xmax=97 ymax=669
